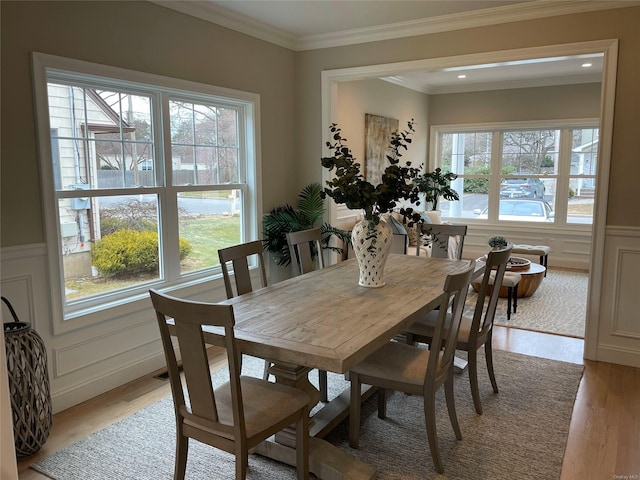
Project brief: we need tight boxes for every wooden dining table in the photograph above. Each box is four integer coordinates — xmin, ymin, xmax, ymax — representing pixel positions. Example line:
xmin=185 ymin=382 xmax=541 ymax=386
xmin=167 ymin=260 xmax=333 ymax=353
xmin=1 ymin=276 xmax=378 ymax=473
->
xmin=205 ymin=254 xmax=477 ymax=479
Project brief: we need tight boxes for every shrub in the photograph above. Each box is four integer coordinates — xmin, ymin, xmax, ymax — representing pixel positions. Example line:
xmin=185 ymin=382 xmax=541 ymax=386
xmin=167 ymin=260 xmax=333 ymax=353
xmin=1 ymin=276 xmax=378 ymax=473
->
xmin=99 ymin=199 xmax=159 ymax=236
xmin=93 ymin=229 xmax=191 ymax=277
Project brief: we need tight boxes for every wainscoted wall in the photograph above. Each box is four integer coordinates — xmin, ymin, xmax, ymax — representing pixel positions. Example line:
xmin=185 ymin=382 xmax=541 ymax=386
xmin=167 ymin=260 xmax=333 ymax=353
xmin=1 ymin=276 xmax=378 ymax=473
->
xmin=1 ymin=227 xmax=639 ymax=412
xmin=0 ymin=244 xmax=227 ymax=413
xmin=462 ymin=224 xmax=593 ymax=271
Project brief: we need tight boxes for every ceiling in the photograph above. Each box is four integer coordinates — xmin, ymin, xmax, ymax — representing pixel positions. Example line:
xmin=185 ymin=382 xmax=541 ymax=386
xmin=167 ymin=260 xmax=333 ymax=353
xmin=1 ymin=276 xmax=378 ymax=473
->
xmin=152 ymin=0 xmax=637 ymax=93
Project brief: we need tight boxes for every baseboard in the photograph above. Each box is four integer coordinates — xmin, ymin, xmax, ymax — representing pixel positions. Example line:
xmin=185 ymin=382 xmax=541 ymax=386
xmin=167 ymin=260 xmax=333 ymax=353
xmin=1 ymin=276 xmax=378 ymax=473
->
xmin=51 ymin=352 xmax=167 ymax=413
xmin=595 ymin=344 xmax=640 ymax=369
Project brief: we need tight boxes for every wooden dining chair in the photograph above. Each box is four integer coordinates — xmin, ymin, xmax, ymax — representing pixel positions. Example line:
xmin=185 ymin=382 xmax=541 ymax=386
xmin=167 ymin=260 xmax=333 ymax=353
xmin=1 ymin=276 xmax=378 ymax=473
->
xmin=285 ymin=228 xmax=329 ymax=402
xmin=218 ymin=240 xmax=268 ymax=299
xmin=218 ymin=241 xmax=271 ymax=380
xmin=417 ymin=223 xmax=468 ymax=260
xmin=348 ymin=261 xmax=476 ymax=474
xmin=286 ymin=228 xmax=325 ymax=275
xmin=149 ymin=289 xmax=310 ymax=480
xmin=406 ymin=245 xmax=512 ymax=415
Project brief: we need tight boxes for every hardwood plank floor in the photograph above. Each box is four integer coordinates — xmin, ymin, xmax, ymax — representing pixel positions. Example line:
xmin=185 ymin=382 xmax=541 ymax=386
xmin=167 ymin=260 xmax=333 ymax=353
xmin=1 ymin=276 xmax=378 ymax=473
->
xmin=16 ymin=327 xmax=640 ymax=480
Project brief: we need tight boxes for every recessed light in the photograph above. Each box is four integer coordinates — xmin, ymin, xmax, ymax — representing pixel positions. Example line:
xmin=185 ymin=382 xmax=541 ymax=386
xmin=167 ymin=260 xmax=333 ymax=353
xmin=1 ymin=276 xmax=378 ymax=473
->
xmin=582 ymin=63 xmax=593 ymax=68
xmin=457 ymin=74 xmax=467 ymax=79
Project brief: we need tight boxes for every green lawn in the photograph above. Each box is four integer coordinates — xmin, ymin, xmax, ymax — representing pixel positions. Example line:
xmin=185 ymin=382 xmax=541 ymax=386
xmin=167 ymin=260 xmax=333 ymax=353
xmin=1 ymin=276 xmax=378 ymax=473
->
xmin=65 ymin=215 xmax=241 ymax=300
xmin=179 ymin=215 xmax=241 ymax=271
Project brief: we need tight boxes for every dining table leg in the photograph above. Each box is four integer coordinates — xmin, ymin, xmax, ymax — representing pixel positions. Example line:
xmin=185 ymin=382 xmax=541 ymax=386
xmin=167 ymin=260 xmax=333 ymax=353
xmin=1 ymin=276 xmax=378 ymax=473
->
xmin=253 ymin=361 xmax=377 ymax=480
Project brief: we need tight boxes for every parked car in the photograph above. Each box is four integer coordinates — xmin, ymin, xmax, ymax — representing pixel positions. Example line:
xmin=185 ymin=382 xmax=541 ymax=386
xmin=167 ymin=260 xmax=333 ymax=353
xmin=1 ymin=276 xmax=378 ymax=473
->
xmin=474 ymin=198 xmax=554 ymax=222
xmin=500 ymin=178 xmax=545 ymax=198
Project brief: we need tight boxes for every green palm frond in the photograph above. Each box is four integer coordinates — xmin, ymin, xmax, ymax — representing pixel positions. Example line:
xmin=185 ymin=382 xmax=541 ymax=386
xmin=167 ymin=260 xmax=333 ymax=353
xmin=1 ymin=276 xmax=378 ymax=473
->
xmin=262 ymin=184 xmax=349 ymax=267
xmin=297 ymin=183 xmax=325 ymax=225
xmin=262 ymin=205 xmax=308 ymax=266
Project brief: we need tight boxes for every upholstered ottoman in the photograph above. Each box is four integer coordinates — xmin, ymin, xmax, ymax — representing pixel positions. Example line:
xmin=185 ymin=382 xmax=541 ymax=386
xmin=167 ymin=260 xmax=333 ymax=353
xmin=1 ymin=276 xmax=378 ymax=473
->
xmin=511 ymin=244 xmax=551 ymax=275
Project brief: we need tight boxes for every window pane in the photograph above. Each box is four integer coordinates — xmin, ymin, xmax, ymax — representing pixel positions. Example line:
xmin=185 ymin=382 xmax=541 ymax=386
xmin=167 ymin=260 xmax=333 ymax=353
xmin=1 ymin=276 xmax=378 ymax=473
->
xmin=497 ymin=198 xmax=555 ymax=222
xmin=572 ymin=128 xmax=599 ymax=175
xmin=567 ymin=178 xmax=595 ymax=224
xmin=48 ymin=83 xmax=156 ymax=190
xmin=502 ymin=129 xmax=558 ymax=174
xmin=61 ymin=194 xmax=161 ymax=302
xmin=440 ymin=131 xmax=492 ymax=175
xmin=441 ymin=185 xmax=489 ymax=219
xmin=178 ymin=189 xmax=242 ymax=275
xmin=438 ymin=131 xmax=492 ymax=220
xmin=170 ymin=100 xmax=239 ymax=186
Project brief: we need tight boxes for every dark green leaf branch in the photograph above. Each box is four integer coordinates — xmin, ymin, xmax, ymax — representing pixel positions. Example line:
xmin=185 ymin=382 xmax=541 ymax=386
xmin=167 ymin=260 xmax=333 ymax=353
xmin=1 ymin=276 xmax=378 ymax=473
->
xmin=321 ymin=119 xmax=423 ymax=227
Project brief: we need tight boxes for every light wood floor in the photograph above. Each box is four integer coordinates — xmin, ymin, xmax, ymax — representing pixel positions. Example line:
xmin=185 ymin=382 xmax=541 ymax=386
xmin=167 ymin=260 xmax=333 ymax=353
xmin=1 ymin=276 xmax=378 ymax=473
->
xmin=17 ymin=327 xmax=640 ymax=480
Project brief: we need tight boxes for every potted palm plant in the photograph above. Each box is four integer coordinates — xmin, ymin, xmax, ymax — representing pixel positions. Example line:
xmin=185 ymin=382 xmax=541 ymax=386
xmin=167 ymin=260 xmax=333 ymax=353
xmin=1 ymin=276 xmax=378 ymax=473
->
xmin=414 ymin=167 xmax=459 ymax=223
xmin=262 ymin=183 xmax=349 ymax=270
xmin=321 ymin=119 xmax=422 ymax=287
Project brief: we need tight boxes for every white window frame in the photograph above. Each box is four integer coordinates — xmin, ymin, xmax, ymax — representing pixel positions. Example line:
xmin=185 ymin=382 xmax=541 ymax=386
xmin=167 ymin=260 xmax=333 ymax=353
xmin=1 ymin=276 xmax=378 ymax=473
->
xmin=430 ymin=118 xmax=599 ymax=228
xmin=32 ymin=53 xmax=262 ymax=334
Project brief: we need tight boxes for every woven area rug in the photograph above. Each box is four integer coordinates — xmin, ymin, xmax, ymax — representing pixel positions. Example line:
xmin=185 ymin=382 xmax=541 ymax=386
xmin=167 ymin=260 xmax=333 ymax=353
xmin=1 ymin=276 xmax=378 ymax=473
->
xmin=32 ymin=351 xmax=583 ymax=480
xmin=469 ymin=268 xmax=588 ymax=338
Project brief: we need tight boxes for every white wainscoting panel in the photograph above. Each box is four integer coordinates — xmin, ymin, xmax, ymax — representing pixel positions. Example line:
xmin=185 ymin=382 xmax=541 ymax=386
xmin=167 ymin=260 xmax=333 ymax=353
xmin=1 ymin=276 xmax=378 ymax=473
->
xmin=462 ymin=224 xmax=592 ymax=270
xmin=596 ymin=226 xmax=640 ymax=367
xmin=1 ymin=243 xmax=228 ymax=413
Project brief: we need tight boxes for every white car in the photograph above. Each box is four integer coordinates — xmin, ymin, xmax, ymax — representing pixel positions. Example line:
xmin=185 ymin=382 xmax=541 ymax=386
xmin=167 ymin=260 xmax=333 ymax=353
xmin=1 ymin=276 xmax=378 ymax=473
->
xmin=474 ymin=199 xmax=554 ymax=222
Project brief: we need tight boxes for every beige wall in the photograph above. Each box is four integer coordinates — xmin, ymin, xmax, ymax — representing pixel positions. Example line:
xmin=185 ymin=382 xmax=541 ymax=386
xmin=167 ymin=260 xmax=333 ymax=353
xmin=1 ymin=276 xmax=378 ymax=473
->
xmin=428 ymin=83 xmax=601 ymax=126
xmin=295 ymin=6 xmax=640 ymax=228
xmin=0 ymin=0 xmax=297 ymax=248
xmin=336 ymin=79 xmax=429 ymax=172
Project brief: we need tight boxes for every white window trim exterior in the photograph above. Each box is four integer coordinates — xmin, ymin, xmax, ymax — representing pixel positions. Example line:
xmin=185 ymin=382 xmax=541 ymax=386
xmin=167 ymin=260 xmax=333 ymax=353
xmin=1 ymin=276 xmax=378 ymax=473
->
xmin=32 ymin=53 xmax=262 ymax=334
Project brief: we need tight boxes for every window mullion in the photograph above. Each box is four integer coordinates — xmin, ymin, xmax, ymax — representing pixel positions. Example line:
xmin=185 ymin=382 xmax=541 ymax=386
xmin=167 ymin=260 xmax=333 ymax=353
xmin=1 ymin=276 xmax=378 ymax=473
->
xmin=487 ymin=131 xmax=503 ymax=222
xmin=159 ymin=93 xmax=180 ymax=282
xmin=554 ymin=128 xmax=573 ymax=225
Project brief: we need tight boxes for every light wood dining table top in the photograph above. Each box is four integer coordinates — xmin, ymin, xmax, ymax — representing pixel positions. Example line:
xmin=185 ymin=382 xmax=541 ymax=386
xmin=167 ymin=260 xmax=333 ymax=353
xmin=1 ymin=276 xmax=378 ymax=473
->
xmin=212 ymin=254 xmax=476 ymax=374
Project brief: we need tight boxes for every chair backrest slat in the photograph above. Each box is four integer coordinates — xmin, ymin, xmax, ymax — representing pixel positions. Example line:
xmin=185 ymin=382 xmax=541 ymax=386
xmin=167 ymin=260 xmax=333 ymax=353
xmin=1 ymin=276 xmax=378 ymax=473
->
xmin=471 ymin=246 xmax=512 ymax=338
xmin=286 ymin=228 xmax=324 ymax=275
xmin=426 ymin=260 xmax=476 ymax=388
xmin=418 ymin=223 xmax=468 ymax=260
xmin=218 ymin=240 xmax=268 ymax=299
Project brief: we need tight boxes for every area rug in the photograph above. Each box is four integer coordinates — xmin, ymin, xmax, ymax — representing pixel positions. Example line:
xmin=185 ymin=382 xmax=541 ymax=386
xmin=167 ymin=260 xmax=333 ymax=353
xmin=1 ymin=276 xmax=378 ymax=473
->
xmin=32 ymin=351 xmax=583 ymax=480
xmin=470 ymin=268 xmax=588 ymax=338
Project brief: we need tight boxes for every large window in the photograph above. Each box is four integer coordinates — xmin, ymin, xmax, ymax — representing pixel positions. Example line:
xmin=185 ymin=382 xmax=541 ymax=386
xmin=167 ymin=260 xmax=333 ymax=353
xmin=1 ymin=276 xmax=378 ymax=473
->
xmin=33 ymin=54 xmax=260 ymax=320
xmin=434 ymin=121 xmax=598 ymax=226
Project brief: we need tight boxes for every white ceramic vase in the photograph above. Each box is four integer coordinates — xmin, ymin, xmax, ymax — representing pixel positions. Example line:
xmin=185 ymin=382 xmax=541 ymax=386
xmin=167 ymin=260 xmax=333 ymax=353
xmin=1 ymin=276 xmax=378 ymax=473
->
xmin=350 ymin=218 xmax=393 ymax=288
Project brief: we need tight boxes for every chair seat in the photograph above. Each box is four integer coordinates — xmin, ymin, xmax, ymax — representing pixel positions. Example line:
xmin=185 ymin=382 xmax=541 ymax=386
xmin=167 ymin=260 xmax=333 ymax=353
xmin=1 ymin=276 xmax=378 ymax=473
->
xmin=500 ymin=272 xmax=522 ymax=288
xmin=488 ymin=270 xmax=521 ymax=287
xmin=201 ymin=376 xmax=310 ymax=442
xmin=407 ymin=311 xmax=476 ymax=345
xmin=350 ymin=342 xmax=434 ymax=394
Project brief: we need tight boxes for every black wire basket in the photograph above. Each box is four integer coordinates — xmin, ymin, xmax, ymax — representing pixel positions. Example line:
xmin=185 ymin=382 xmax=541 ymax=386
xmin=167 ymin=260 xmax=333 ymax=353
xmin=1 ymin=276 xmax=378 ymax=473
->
xmin=3 ymin=296 xmax=52 ymax=458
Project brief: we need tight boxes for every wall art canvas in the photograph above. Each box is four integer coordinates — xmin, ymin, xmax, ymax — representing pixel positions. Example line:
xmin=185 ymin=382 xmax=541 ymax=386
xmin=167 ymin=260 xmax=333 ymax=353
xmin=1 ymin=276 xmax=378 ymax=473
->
xmin=365 ymin=114 xmax=399 ymax=186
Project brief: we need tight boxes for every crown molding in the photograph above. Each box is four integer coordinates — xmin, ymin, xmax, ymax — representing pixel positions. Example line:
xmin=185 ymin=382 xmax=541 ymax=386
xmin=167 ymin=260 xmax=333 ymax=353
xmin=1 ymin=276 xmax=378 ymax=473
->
xmin=150 ymin=0 xmax=640 ymax=51
xmin=149 ymin=0 xmax=299 ymax=50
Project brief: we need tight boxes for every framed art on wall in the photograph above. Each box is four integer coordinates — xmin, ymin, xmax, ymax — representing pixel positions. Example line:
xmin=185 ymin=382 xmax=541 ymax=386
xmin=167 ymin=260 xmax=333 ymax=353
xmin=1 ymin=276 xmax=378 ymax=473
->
xmin=365 ymin=114 xmax=399 ymax=186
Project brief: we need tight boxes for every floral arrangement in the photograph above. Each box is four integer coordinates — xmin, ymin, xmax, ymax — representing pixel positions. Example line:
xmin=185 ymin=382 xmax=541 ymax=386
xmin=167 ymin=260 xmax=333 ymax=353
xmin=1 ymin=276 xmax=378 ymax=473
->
xmin=320 ymin=120 xmax=422 ymax=226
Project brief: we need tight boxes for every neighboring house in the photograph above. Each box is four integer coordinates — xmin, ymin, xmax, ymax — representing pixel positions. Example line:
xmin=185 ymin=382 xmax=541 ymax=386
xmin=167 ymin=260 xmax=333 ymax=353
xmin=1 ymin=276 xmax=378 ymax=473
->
xmin=572 ymin=136 xmax=599 ymax=193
